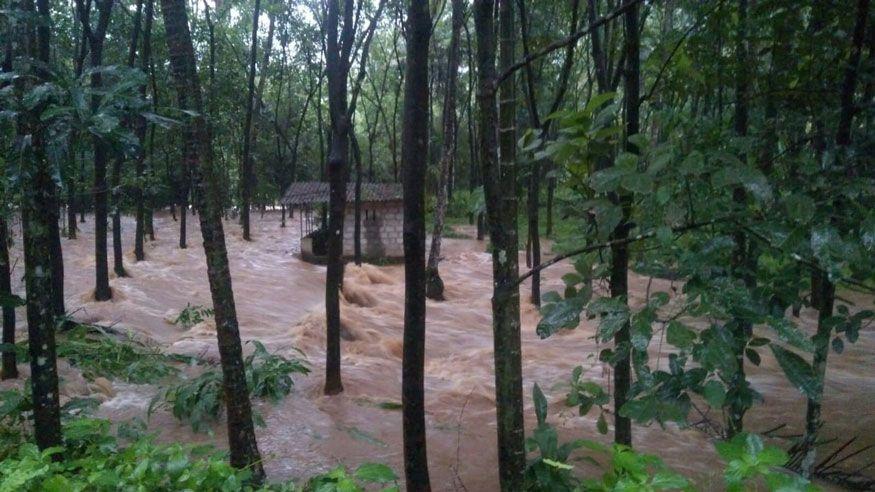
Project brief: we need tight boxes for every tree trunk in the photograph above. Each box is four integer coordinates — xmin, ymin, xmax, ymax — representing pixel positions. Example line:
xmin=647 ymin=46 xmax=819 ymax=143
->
xmin=80 ymin=0 xmax=114 ymax=301
xmin=323 ymin=0 xmax=354 ymax=396
xmin=426 ymin=0 xmax=463 ymax=302
xmin=727 ymin=0 xmax=751 ymax=439
xmin=20 ymin=0 xmax=62 ymax=449
xmin=611 ymin=0 xmax=639 ymax=447
xmin=475 ymin=0 xmax=526 ymax=488
xmin=801 ymin=0 xmax=869 ymax=475
xmin=401 ymin=1 xmax=432 ymax=488
xmin=0 ymin=215 xmax=16 ymax=379
xmin=352 ymin=132 xmax=363 ymax=265
xmin=134 ymin=0 xmax=154 ymax=262
xmin=159 ymin=0 xmax=264 ymax=480
xmin=239 ymin=0 xmax=261 ymax=241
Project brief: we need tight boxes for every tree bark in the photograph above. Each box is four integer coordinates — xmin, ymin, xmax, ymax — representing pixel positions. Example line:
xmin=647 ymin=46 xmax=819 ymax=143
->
xmin=0 ymin=215 xmax=16 ymax=379
xmin=401 ymin=2 xmax=432 ymax=488
xmin=159 ymin=0 xmax=264 ymax=480
xmin=20 ymin=0 xmax=62 ymax=450
xmin=134 ymin=0 xmax=154 ymax=262
xmin=611 ymin=0 xmax=639 ymax=447
xmin=240 ymin=0 xmax=262 ymax=241
xmin=78 ymin=0 xmax=114 ymax=301
xmin=475 ymin=0 xmax=526 ymax=488
xmin=426 ymin=0 xmax=464 ymax=301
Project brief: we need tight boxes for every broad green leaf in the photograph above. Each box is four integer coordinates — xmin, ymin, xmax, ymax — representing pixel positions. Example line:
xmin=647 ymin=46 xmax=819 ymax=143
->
xmin=770 ymin=345 xmax=821 ymax=400
xmin=354 ymin=463 xmax=397 ymax=483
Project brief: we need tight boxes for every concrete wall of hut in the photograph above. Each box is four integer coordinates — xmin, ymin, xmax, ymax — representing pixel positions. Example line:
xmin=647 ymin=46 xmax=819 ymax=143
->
xmin=342 ymin=200 xmax=404 ymax=259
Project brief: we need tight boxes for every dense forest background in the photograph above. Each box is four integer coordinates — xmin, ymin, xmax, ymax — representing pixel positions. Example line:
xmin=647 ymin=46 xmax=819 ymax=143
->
xmin=1 ymin=0 xmax=874 ymax=490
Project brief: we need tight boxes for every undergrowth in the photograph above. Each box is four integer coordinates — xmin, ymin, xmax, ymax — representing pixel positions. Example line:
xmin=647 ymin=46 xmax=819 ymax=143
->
xmin=150 ymin=341 xmax=310 ymax=432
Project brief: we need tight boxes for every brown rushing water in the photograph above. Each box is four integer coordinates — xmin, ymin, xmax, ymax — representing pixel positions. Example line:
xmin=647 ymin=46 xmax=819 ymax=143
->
xmin=1 ymin=210 xmax=872 ymax=490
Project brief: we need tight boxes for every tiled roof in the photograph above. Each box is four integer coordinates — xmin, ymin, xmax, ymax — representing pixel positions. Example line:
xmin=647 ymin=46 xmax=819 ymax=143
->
xmin=280 ymin=181 xmax=404 ymax=206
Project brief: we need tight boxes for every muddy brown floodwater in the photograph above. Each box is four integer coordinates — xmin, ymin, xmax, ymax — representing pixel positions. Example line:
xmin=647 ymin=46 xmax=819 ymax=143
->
xmin=1 ymin=211 xmax=872 ymax=490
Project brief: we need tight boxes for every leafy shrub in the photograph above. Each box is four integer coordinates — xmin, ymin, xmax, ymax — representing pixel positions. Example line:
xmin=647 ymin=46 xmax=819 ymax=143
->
xmin=151 ymin=342 xmax=309 ymax=432
xmin=56 ymin=325 xmax=182 ymax=384
xmin=305 ymin=463 xmax=399 ymax=492
xmin=173 ymin=303 xmax=215 ymax=329
xmin=246 ymin=341 xmax=310 ymax=402
xmin=717 ymin=433 xmax=817 ymax=492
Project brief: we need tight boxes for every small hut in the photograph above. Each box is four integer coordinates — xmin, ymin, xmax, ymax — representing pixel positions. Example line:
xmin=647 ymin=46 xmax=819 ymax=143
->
xmin=280 ymin=181 xmax=404 ymax=263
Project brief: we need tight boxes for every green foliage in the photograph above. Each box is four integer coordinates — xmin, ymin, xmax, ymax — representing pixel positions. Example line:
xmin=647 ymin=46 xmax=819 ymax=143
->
xmin=716 ymin=433 xmax=816 ymax=492
xmin=173 ymin=303 xmax=215 ymax=329
xmin=56 ymin=326 xmax=182 ymax=384
xmin=150 ymin=342 xmax=309 ymax=432
xmin=304 ymin=463 xmax=399 ymax=492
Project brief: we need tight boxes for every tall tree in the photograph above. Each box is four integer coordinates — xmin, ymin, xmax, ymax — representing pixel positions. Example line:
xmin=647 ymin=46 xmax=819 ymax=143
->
xmin=77 ymin=0 xmax=114 ymax=301
xmin=240 ymin=0 xmax=262 ymax=241
xmin=20 ymin=0 xmax=62 ymax=450
xmin=611 ymin=0 xmax=639 ymax=447
xmin=0 ymin=23 xmax=17 ymax=380
xmin=159 ymin=0 xmax=265 ymax=480
xmin=425 ymin=0 xmax=464 ymax=301
xmin=475 ymin=0 xmax=526 ymax=488
xmin=134 ymin=0 xmax=155 ymax=262
xmin=401 ymin=0 xmax=432 ymax=488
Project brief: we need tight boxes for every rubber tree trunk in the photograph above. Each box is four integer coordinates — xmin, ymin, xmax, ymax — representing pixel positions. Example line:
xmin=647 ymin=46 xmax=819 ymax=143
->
xmin=159 ymin=0 xmax=264 ymax=481
xmin=610 ymin=0 xmax=640 ymax=447
xmin=475 ymin=0 xmax=526 ymax=488
xmin=239 ymin=0 xmax=261 ymax=242
xmin=401 ymin=1 xmax=432 ymax=488
xmin=134 ymin=0 xmax=154 ymax=262
xmin=801 ymin=0 xmax=869 ymax=475
xmin=83 ymin=0 xmax=114 ymax=301
xmin=727 ymin=0 xmax=752 ymax=438
xmin=426 ymin=0 xmax=463 ymax=302
xmin=0 ymin=216 xmax=16 ymax=379
xmin=21 ymin=0 xmax=62 ymax=449
xmin=323 ymin=0 xmax=354 ymax=396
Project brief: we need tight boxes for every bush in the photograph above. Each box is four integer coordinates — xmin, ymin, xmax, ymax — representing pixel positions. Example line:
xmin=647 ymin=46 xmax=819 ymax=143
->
xmin=151 ymin=342 xmax=309 ymax=432
xmin=173 ymin=303 xmax=215 ymax=329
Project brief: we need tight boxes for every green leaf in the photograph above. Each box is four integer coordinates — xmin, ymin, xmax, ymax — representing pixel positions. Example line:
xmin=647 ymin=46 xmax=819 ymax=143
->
xmin=702 ymin=380 xmax=726 ymax=408
xmin=533 ymin=383 xmax=548 ymax=426
xmin=354 ymin=463 xmax=397 ymax=483
xmin=542 ymin=458 xmax=574 ymax=470
xmin=620 ymin=172 xmax=653 ymax=194
xmin=666 ymin=321 xmax=696 ymax=350
xmin=596 ymin=413 xmax=608 ymax=435
xmin=770 ymin=345 xmax=821 ymax=400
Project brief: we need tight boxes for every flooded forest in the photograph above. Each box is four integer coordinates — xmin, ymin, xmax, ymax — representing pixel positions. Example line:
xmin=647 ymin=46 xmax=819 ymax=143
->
xmin=0 ymin=0 xmax=874 ymax=490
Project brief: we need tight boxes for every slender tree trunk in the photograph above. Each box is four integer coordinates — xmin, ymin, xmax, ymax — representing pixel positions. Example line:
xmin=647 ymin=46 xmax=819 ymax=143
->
xmin=159 ymin=0 xmax=264 ymax=480
xmin=352 ymin=132 xmax=363 ymax=265
xmin=239 ymin=0 xmax=262 ymax=241
xmin=401 ymin=1 xmax=432 ymax=488
xmin=80 ymin=0 xmax=115 ymax=301
xmin=426 ymin=0 xmax=463 ymax=301
xmin=801 ymin=0 xmax=869 ymax=475
xmin=475 ymin=1 xmax=526 ymax=488
xmin=20 ymin=0 xmax=62 ymax=449
xmin=179 ymin=182 xmax=188 ymax=249
xmin=135 ymin=0 xmax=154 ymax=262
xmin=323 ymin=0 xmax=354 ymax=396
xmin=0 ymin=215 xmax=16 ymax=379
xmin=727 ymin=0 xmax=751 ymax=438
xmin=611 ymin=0 xmax=639 ymax=447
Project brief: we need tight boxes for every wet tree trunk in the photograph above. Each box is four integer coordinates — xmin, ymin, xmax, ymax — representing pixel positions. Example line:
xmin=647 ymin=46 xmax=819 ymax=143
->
xmin=21 ymin=0 xmax=62 ymax=449
xmin=239 ymin=0 xmax=261 ymax=241
xmin=179 ymin=174 xmax=188 ymax=248
xmin=801 ymin=0 xmax=869 ymax=476
xmin=611 ymin=0 xmax=639 ymax=447
xmin=475 ymin=0 xmax=526 ymax=488
xmin=352 ymin=132 xmax=363 ymax=266
xmin=426 ymin=0 xmax=463 ymax=302
xmin=134 ymin=0 xmax=154 ymax=262
xmin=159 ymin=0 xmax=264 ymax=480
xmin=79 ymin=0 xmax=114 ymax=301
xmin=111 ymin=0 xmax=144 ymax=277
xmin=323 ymin=0 xmax=354 ymax=396
xmin=727 ymin=0 xmax=751 ymax=439
xmin=0 ymin=215 xmax=16 ymax=379
xmin=401 ymin=1 xmax=432 ymax=488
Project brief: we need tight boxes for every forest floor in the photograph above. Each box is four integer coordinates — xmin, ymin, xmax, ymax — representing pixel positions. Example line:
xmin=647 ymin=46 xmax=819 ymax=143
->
xmin=2 ymin=210 xmax=873 ymax=490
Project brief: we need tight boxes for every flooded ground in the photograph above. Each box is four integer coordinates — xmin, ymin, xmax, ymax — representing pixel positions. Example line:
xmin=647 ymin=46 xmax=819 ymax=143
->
xmin=2 ymin=210 xmax=873 ymax=490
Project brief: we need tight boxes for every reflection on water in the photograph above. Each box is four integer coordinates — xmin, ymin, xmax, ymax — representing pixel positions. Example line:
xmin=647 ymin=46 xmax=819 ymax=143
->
xmin=1 ymin=210 xmax=872 ymax=490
